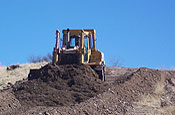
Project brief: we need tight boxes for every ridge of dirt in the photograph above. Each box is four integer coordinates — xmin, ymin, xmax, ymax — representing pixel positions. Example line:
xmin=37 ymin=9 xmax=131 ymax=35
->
xmin=1 ymin=63 xmax=175 ymax=115
xmin=12 ymin=63 xmax=110 ymax=108
xmin=113 ymin=68 xmax=161 ymax=102
xmin=18 ymin=67 xmax=175 ymax=115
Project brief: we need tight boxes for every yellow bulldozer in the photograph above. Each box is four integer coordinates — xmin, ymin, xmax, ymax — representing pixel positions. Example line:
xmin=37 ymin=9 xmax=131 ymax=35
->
xmin=52 ymin=29 xmax=106 ymax=81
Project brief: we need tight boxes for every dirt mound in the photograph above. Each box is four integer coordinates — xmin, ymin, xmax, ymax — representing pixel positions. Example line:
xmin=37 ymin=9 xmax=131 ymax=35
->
xmin=15 ymin=67 xmax=175 ymax=115
xmin=35 ymin=68 xmax=175 ymax=115
xmin=2 ymin=64 xmax=175 ymax=115
xmin=113 ymin=67 xmax=162 ymax=102
xmin=12 ymin=64 xmax=109 ymax=108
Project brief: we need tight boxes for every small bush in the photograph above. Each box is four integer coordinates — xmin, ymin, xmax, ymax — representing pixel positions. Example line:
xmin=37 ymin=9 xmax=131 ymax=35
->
xmin=110 ymin=57 xmax=122 ymax=67
xmin=28 ymin=53 xmax=52 ymax=63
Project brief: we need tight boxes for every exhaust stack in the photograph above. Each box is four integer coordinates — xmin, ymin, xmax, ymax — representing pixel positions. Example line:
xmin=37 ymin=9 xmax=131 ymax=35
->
xmin=53 ymin=30 xmax=60 ymax=63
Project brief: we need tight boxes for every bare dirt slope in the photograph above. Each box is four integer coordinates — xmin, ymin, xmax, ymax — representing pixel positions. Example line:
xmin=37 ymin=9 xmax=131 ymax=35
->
xmin=0 ymin=62 xmax=48 ymax=90
xmin=0 ymin=63 xmax=175 ymax=115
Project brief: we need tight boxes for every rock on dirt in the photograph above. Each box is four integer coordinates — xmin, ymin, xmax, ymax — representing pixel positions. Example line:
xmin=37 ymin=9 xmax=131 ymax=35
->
xmin=7 ymin=65 xmax=20 ymax=71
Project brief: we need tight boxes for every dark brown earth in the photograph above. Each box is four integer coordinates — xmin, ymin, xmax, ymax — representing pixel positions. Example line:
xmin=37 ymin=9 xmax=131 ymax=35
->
xmin=0 ymin=64 xmax=175 ymax=115
xmin=12 ymin=64 xmax=110 ymax=108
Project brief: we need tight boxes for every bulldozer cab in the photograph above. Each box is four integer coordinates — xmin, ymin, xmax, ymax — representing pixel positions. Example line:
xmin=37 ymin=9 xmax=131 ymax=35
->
xmin=63 ymin=30 xmax=92 ymax=47
xmin=62 ymin=30 xmax=94 ymax=63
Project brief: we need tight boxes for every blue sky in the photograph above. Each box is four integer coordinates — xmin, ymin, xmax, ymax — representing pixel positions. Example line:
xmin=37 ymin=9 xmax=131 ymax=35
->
xmin=0 ymin=0 xmax=175 ymax=69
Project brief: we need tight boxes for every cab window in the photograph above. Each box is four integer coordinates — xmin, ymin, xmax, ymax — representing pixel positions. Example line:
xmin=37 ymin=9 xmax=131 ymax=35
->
xmin=84 ymin=36 xmax=88 ymax=62
xmin=84 ymin=36 xmax=88 ymax=49
xmin=89 ymin=34 xmax=93 ymax=49
xmin=69 ymin=35 xmax=80 ymax=48
xmin=70 ymin=38 xmax=75 ymax=47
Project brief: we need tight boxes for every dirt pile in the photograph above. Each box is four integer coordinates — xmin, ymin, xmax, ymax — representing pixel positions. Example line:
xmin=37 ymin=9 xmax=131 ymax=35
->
xmin=12 ymin=63 xmax=109 ymax=108
xmin=113 ymin=67 xmax=162 ymax=102
xmin=22 ymin=67 xmax=175 ymax=115
xmin=104 ymin=67 xmax=175 ymax=114
xmin=1 ymin=64 xmax=175 ymax=115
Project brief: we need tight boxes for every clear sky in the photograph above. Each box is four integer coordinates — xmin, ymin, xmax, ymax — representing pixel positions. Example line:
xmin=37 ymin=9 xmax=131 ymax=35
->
xmin=0 ymin=0 xmax=175 ymax=69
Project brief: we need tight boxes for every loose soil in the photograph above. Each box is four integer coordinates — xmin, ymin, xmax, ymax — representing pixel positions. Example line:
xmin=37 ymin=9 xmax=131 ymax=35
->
xmin=17 ymin=67 xmax=175 ymax=115
xmin=12 ymin=63 xmax=110 ymax=108
xmin=0 ymin=63 xmax=175 ymax=115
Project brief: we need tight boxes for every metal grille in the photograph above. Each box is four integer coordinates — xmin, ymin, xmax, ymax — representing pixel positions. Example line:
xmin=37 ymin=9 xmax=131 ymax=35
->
xmin=59 ymin=53 xmax=80 ymax=65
